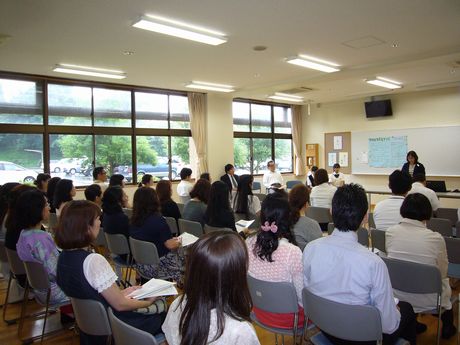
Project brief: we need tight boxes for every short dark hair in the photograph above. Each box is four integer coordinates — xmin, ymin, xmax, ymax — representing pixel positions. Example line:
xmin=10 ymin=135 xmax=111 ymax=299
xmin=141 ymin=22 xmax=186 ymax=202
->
xmin=311 ymin=166 xmax=318 ymax=172
xmin=54 ymin=200 xmax=101 ymax=249
xmin=93 ymin=166 xmax=106 ymax=180
xmin=332 ymin=183 xmax=368 ymax=232
xmin=53 ymin=179 xmax=74 ymax=210
xmin=84 ymin=184 xmax=102 ymax=202
xmin=156 ymin=179 xmax=173 ymax=204
xmin=200 ymin=172 xmax=211 ymax=181
xmin=289 ymin=184 xmax=310 ymax=225
xmin=412 ymin=173 xmax=426 ymax=183
xmin=16 ymin=189 xmax=47 ymax=230
xmin=46 ymin=177 xmax=61 ymax=212
xmin=406 ymin=151 xmax=418 ymax=163
xmin=314 ymin=168 xmax=329 ymax=185
xmin=190 ymin=178 xmax=211 ymax=204
xmin=333 ymin=163 xmax=341 ymax=169
xmin=267 ymin=160 xmax=275 ymax=168
xmin=389 ymin=170 xmax=412 ymax=195
xmin=131 ymin=187 xmax=160 ymax=227
xmin=138 ymin=174 xmax=153 ymax=187
xmin=34 ymin=173 xmax=51 ymax=190
xmin=224 ymin=164 xmax=234 ymax=173
xmin=400 ymin=193 xmax=432 ymax=221
xmin=109 ymin=174 xmax=124 ymax=187
xmin=180 ymin=168 xmax=193 ymax=180
xmin=102 ymin=186 xmax=124 ymax=215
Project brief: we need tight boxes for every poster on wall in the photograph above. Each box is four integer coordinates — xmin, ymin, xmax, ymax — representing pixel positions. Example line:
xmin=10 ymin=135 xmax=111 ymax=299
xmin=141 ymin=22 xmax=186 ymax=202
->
xmin=339 ymin=152 xmax=349 ymax=167
xmin=328 ymin=152 xmax=337 ymax=167
xmin=333 ymin=135 xmax=343 ymax=150
xmin=368 ymin=136 xmax=408 ymax=168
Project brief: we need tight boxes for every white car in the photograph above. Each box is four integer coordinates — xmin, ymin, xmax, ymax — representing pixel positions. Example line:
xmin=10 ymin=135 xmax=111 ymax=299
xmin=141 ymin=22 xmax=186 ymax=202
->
xmin=0 ymin=161 xmax=38 ymax=184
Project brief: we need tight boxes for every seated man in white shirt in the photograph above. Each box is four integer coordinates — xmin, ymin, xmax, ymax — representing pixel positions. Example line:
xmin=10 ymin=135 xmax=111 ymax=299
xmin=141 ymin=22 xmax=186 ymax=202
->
xmin=407 ymin=173 xmax=440 ymax=212
xmin=386 ymin=193 xmax=456 ymax=339
xmin=303 ymin=184 xmax=416 ymax=345
xmin=262 ymin=160 xmax=284 ymax=192
xmin=92 ymin=166 xmax=108 ymax=192
xmin=176 ymin=168 xmax=193 ymax=204
xmin=329 ymin=163 xmax=345 ymax=187
xmin=373 ymin=170 xmax=412 ymax=231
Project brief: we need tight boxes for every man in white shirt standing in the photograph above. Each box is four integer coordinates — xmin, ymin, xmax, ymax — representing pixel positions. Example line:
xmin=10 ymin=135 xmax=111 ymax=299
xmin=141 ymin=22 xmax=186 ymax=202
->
xmin=176 ymin=168 xmax=193 ymax=204
xmin=373 ymin=170 xmax=412 ymax=231
xmin=407 ymin=173 xmax=440 ymax=212
xmin=262 ymin=160 xmax=284 ymax=192
xmin=303 ymin=184 xmax=416 ymax=344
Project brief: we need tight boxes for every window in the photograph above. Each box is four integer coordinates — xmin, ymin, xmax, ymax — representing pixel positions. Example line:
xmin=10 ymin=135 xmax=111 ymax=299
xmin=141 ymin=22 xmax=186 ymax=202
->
xmin=48 ymin=84 xmax=92 ymax=126
xmin=233 ymin=100 xmax=292 ymax=175
xmin=94 ymin=88 xmax=131 ymax=127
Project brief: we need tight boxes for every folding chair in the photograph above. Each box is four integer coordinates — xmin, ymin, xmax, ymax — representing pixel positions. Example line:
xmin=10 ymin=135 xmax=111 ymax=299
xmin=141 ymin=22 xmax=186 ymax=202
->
xmin=129 ymin=237 xmax=172 ymax=280
xmin=371 ymin=229 xmax=386 ymax=253
xmin=252 ymin=182 xmax=262 ymax=193
xmin=286 ymin=180 xmax=302 ymax=190
xmin=71 ymin=298 xmax=112 ymax=342
xmin=104 ymin=233 xmax=133 ymax=286
xmin=436 ymin=208 xmax=458 ymax=227
xmin=164 ymin=216 xmax=179 ymax=236
xmin=306 ymin=207 xmax=332 ymax=224
xmin=247 ymin=275 xmax=303 ymax=345
xmin=178 ymin=219 xmax=203 ymax=238
xmin=203 ymin=224 xmax=232 ymax=233
xmin=427 ymin=218 xmax=453 ymax=237
xmin=3 ymin=248 xmax=28 ymax=324
xmin=357 ymin=227 xmax=370 ymax=247
xmin=444 ymin=237 xmax=460 ymax=344
xmin=368 ymin=212 xmax=376 ymax=229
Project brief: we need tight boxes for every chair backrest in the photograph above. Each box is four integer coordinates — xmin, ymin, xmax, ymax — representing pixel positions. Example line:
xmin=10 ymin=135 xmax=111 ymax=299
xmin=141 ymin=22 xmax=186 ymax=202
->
xmin=427 ymin=218 xmax=453 ymax=237
xmin=252 ymin=181 xmax=261 ymax=193
xmin=254 ymin=193 xmax=266 ymax=203
xmin=368 ymin=212 xmax=376 ymax=229
xmin=435 ymin=208 xmax=458 ymax=226
xmin=94 ymin=227 xmax=107 ymax=247
xmin=104 ymin=233 xmax=130 ymax=256
xmin=71 ymin=298 xmax=111 ymax=336
xmin=306 ymin=206 xmax=332 ymax=224
xmin=203 ymin=224 xmax=232 ymax=234
xmin=108 ymin=307 xmax=159 ymax=345
xmin=370 ymin=229 xmax=386 ymax=253
xmin=357 ymin=227 xmax=370 ymax=247
xmin=444 ymin=237 xmax=460 ymax=264
xmin=302 ymin=288 xmax=382 ymax=342
xmin=247 ymin=275 xmax=298 ymax=314
xmin=129 ymin=237 xmax=160 ymax=266
xmin=177 ymin=203 xmax=185 ymax=215
xmin=381 ymin=257 xmax=442 ymax=294
xmin=122 ymin=208 xmax=133 ymax=219
xmin=23 ymin=261 xmax=50 ymax=291
xmin=178 ymin=219 xmax=203 ymax=237
xmin=5 ymin=248 xmax=26 ymax=276
xmin=286 ymin=180 xmax=302 ymax=190
xmin=327 ymin=222 xmax=335 ymax=235
xmin=164 ymin=216 xmax=179 ymax=235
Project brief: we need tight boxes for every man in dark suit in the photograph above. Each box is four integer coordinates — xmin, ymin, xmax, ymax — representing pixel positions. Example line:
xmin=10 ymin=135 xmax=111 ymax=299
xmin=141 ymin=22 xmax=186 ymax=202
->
xmin=220 ymin=164 xmax=239 ymax=192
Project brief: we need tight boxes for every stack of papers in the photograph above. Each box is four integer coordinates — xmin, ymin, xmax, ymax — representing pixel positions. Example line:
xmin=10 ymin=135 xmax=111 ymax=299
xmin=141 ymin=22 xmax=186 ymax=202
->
xmin=127 ymin=278 xmax=178 ymax=299
xmin=235 ymin=220 xmax=255 ymax=233
xmin=178 ymin=232 xmax=199 ymax=247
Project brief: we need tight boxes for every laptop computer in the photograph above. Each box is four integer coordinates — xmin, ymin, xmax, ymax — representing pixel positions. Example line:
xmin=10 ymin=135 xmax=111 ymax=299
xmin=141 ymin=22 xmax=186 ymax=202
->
xmin=426 ymin=180 xmax=447 ymax=193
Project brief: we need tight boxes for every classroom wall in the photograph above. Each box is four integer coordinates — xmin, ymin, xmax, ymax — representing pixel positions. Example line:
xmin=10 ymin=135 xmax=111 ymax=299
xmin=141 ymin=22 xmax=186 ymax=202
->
xmin=301 ymin=86 xmax=460 ymax=207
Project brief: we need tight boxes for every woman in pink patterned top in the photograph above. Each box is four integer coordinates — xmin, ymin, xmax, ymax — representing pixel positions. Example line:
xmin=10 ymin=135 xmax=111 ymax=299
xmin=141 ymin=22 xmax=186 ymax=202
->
xmin=246 ymin=194 xmax=304 ymax=329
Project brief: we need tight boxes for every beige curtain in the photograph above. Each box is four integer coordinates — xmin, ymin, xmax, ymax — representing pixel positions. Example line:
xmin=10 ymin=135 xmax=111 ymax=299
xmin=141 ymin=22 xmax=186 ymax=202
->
xmin=291 ymin=105 xmax=306 ymax=176
xmin=187 ymin=92 xmax=208 ymax=176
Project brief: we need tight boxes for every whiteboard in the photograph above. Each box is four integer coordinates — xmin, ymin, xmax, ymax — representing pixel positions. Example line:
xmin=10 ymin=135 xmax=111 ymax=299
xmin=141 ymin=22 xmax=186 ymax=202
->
xmin=351 ymin=126 xmax=460 ymax=177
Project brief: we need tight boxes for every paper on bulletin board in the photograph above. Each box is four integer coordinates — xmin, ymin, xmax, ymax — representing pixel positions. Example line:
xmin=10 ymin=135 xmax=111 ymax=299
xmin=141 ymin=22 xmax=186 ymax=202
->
xmin=328 ymin=152 xmax=337 ymax=167
xmin=333 ymin=136 xmax=343 ymax=150
xmin=339 ymin=152 xmax=349 ymax=167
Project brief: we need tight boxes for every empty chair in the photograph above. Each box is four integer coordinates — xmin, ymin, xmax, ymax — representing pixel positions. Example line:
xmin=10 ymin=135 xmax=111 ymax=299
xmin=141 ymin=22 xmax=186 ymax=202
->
xmin=178 ymin=219 xmax=203 ymax=237
xmin=104 ymin=233 xmax=132 ymax=285
xmin=204 ymin=224 xmax=232 ymax=233
xmin=71 ymin=298 xmax=112 ymax=340
xmin=368 ymin=212 xmax=376 ymax=229
xmin=306 ymin=206 xmax=332 ymax=224
xmin=108 ymin=307 xmax=164 ymax=345
xmin=427 ymin=218 xmax=453 ymax=237
xmin=252 ymin=181 xmax=262 ymax=193
xmin=286 ymin=180 xmax=302 ymax=190
xmin=164 ymin=216 xmax=179 ymax=235
xmin=371 ymin=229 xmax=386 ymax=253
xmin=436 ymin=208 xmax=458 ymax=226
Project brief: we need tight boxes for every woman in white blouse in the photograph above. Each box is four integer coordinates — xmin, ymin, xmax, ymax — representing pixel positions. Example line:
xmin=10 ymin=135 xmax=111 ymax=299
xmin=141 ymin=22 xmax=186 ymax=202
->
xmin=162 ymin=230 xmax=260 ymax=345
xmin=310 ymin=168 xmax=337 ymax=209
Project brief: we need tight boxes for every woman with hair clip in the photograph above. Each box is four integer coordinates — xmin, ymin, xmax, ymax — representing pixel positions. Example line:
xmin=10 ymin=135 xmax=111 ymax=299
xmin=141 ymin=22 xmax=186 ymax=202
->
xmin=138 ymin=174 xmax=154 ymax=188
xmin=246 ymin=194 xmax=304 ymax=329
xmin=162 ymin=230 xmax=260 ymax=345
xmin=205 ymin=181 xmax=237 ymax=231
xmin=233 ymin=174 xmax=261 ymax=220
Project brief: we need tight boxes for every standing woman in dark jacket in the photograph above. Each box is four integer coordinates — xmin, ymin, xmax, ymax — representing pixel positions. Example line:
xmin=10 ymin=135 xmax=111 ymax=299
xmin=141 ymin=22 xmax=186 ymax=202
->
xmin=401 ymin=151 xmax=425 ymax=178
xmin=205 ymin=181 xmax=237 ymax=231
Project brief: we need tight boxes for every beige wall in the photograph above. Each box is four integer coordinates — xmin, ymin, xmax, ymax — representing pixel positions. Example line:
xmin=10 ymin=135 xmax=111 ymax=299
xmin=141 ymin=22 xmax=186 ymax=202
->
xmin=301 ymin=87 xmax=460 ymax=208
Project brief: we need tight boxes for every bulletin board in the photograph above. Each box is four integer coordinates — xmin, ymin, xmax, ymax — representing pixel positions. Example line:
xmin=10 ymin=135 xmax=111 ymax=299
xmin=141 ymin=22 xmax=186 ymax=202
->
xmin=324 ymin=132 xmax=351 ymax=174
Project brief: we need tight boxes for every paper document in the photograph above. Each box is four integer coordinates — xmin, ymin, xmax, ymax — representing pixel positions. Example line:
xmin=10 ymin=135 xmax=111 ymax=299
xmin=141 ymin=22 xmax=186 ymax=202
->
xmin=178 ymin=232 xmax=199 ymax=247
xmin=128 ymin=278 xmax=178 ymax=299
xmin=235 ymin=220 xmax=255 ymax=233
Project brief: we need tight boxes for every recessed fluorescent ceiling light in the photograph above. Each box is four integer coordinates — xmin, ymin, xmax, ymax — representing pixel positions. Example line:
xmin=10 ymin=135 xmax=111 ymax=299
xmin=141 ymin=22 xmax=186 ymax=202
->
xmin=133 ymin=15 xmax=227 ymax=45
xmin=286 ymin=55 xmax=340 ymax=73
xmin=185 ymin=81 xmax=234 ymax=92
xmin=366 ymin=76 xmax=402 ymax=89
xmin=53 ymin=64 xmax=126 ymax=79
xmin=268 ymin=93 xmax=304 ymax=103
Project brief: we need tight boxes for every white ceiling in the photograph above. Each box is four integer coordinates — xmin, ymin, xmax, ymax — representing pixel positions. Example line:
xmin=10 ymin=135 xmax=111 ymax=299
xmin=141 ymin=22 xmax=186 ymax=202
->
xmin=1 ymin=0 xmax=459 ymax=104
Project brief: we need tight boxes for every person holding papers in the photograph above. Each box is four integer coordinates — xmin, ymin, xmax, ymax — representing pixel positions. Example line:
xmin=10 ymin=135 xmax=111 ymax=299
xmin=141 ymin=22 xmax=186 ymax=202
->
xmin=130 ymin=187 xmax=184 ymax=284
xmin=162 ymin=231 xmax=260 ymax=345
xmin=262 ymin=160 xmax=285 ymax=191
xmin=204 ymin=181 xmax=237 ymax=231
xmin=233 ymin=174 xmax=261 ymax=220
xmin=56 ymin=200 xmax=165 ymax=345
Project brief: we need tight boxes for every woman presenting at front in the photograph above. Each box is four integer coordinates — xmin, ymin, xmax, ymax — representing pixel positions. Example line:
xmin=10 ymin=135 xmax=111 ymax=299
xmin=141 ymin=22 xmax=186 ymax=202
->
xmin=401 ymin=151 xmax=425 ymax=177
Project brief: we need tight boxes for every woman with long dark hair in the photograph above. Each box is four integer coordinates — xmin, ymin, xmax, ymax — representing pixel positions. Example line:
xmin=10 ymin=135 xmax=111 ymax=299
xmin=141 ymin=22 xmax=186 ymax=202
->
xmin=101 ymin=186 xmax=130 ymax=238
xmin=162 ymin=231 xmax=259 ymax=345
xmin=233 ymin=174 xmax=261 ymax=220
xmin=205 ymin=181 xmax=236 ymax=231
xmin=246 ymin=194 xmax=304 ymax=329
xmin=156 ymin=179 xmax=181 ymax=221
xmin=46 ymin=177 xmax=61 ymax=213
xmin=53 ymin=179 xmax=76 ymax=216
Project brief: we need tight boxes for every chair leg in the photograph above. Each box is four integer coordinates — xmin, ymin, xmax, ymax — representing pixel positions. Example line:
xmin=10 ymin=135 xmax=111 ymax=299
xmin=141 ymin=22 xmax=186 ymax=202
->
xmin=40 ymin=290 xmax=51 ymax=345
xmin=274 ymin=333 xmax=278 ymax=345
xmin=17 ymin=282 xmax=29 ymax=338
xmin=436 ymin=306 xmax=442 ymax=345
xmin=2 ymin=274 xmax=13 ymax=323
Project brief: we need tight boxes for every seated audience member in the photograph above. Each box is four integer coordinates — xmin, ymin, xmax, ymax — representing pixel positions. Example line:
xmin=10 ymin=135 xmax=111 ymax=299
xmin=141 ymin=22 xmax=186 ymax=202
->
xmin=15 ymin=189 xmax=72 ymax=322
xmin=162 ymin=231 xmax=259 ymax=345
xmin=156 ymin=180 xmax=181 ymax=222
xmin=0 ymin=182 xmax=20 ymax=239
xmin=102 ymin=186 xmax=130 ymax=239
xmin=130 ymin=187 xmax=183 ymax=283
xmin=109 ymin=174 xmax=125 ymax=188
xmin=310 ymin=168 xmax=337 ymax=208
xmin=182 ymin=178 xmax=210 ymax=226
xmin=306 ymin=166 xmax=318 ymax=188
xmin=200 ymin=172 xmax=211 ymax=182
xmin=373 ymin=170 xmax=412 ymax=231
xmin=138 ymin=174 xmax=154 ymax=188
xmin=46 ymin=177 xmax=61 ymax=213
xmin=303 ymin=184 xmax=416 ymax=344
xmin=34 ymin=173 xmax=51 ymax=195
xmin=233 ymin=174 xmax=261 ymax=220
xmin=288 ymin=184 xmax=322 ymax=251
xmin=84 ymin=184 xmax=103 ymax=207
xmin=401 ymin=150 xmax=425 ymax=178
xmin=262 ymin=160 xmax=284 ymax=191
xmin=386 ymin=193 xmax=456 ymax=338
xmin=177 ymin=168 xmax=193 ymax=204
xmin=56 ymin=200 xmax=165 ymax=345
xmin=93 ymin=166 xmax=108 ymax=191
xmin=53 ymin=179 xmax=76 ymax=217
xmin=246 ymin=194 xmax=304 ymax=329
xmin=204 ymin=181 xmax=236 ymax=231
xmin=220 ymin=164 xmax=239 ymax=192
xmin=407 ymin=173 xmax=439 ymax=212
xmin=329 ymin=163 xmax=345 ymax=187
